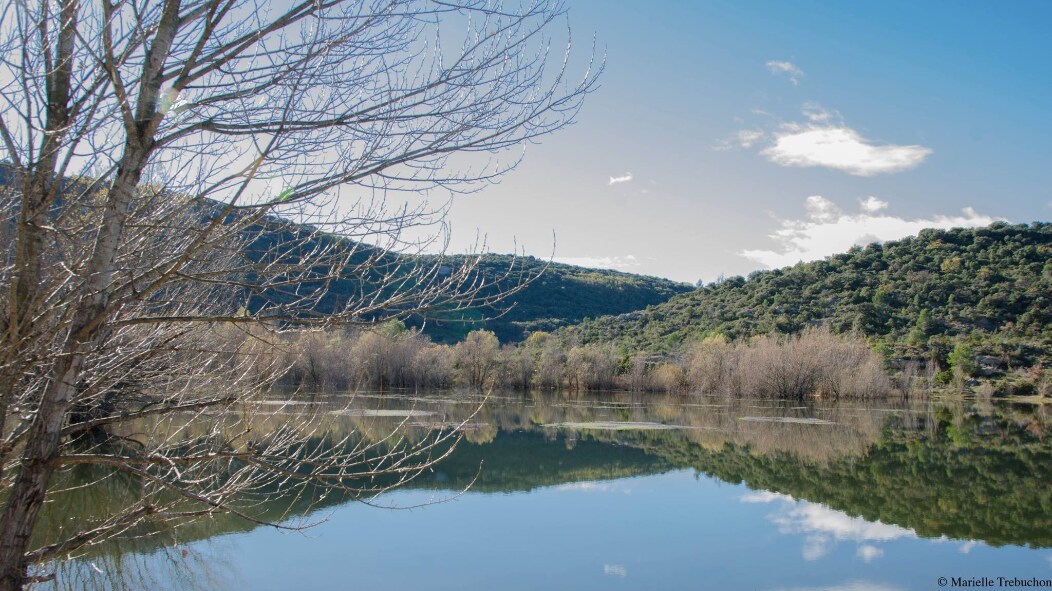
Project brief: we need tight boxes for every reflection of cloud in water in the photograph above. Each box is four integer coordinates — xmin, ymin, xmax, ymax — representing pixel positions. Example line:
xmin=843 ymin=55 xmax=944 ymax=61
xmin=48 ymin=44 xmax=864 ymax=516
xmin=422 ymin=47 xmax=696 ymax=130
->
xmin=959 ymin=541 xmax=979 ymax=554
xmin=772 ymin=503 xmax=915 ymax=542
xmin=802 ymin=535 xmax=832 ymax=560
xmin=856 ymin=545 xmax=883 ymax=562
xmin=603 ymin=564 xmax=627 ymax=577
xmin=769 ymin=582 xmax=906 ymax=591
xmin=556 ymin=481 xmax=631 ymax=495
xmin=745 ymin=490 xmax=915 ymax=562
xmin=741 ymin=491 xmax=793 ymax=504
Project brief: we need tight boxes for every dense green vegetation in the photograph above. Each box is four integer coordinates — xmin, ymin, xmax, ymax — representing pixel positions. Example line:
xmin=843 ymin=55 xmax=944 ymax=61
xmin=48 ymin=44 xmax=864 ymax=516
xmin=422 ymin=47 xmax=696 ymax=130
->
xmin=633 ymin=403 xmax=1052 ymax=547
xmin=568 ymin=223 xmax=1052 ymax=372
xmin=411 ymin=255 xmax=692 ymax=342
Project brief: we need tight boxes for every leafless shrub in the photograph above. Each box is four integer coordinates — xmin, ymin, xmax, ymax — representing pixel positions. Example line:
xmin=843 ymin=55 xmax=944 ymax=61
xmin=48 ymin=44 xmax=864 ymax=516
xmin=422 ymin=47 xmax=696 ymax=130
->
xmin=620 ymin=354 xmax=650 ymax=392
xmin=680 ymin=329 xmax=891 ymax=400
xmin=454 ymin=330 xmax=501 ymax=390
xmin=530 ymin=334 xmax=566 ymax=391
xmin=684 ymin=336 xmax=740 ymax=396
xmin=649 ymin=363 xmax=688 ymax=393
xmin=564 ymin=344 xmax=618 ymax=391
xmin=500 ymin=345 xmax=535 ymax=391
xmin=408 ymin=344 xmax=456 ymax=390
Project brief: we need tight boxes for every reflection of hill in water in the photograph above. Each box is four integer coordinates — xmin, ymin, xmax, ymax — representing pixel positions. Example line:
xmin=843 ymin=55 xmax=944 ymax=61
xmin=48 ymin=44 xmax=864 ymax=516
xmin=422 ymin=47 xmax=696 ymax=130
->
xmin=411 ymin=430 xmax=674 ymax=493
xmin=625 ymin=405 xmax=1052 ymax=547
xmin=42 ymin=394 xmax=1052 ymax=568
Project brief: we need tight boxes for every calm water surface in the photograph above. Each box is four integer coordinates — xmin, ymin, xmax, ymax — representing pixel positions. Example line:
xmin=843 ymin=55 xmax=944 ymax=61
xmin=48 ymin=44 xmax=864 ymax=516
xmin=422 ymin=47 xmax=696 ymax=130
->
xmin=42 ymin=392 xmax=1052 ymax=590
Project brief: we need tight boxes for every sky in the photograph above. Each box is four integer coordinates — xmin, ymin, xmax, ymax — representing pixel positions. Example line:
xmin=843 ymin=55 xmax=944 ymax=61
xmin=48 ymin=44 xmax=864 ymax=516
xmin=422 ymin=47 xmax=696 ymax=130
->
xmin=435 ymin=0 xmax=1052 ymax=284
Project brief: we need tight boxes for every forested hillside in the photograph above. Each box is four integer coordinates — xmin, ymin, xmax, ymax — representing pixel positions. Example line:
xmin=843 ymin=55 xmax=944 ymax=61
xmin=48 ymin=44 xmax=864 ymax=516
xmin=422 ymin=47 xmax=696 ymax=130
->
xmin=240 ymin=217 xmax=691 ymax=343
xmin=415 ymin=254 xmax=692 ymax=342
xmin=568 ymin=223 xmax=1052 ymax=368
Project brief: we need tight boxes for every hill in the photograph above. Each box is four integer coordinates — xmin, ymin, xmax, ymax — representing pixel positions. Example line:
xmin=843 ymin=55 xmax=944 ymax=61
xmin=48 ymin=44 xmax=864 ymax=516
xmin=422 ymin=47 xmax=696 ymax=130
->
xmin=567 ymin=222 xmax=1052 ymax=369
xmin=216 ymin=210 xmax=693 ymax=343
xmin=413 ymin=254 xmax=692 ymax=342
xmin=0 ymin=165 xmax=691 ymax=344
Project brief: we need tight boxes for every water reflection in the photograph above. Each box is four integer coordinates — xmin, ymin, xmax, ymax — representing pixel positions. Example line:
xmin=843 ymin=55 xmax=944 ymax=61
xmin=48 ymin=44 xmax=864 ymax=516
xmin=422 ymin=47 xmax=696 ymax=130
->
xmin=36 ymin=391 xmax=1052 ymax=590
xmin=745 ymin=492 xmax=915 ymax=562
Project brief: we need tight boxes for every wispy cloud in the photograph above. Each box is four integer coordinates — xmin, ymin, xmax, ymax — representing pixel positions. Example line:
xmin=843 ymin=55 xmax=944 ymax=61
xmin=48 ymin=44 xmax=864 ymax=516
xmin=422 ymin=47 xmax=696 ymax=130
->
xmin=556 ymin=481 xmax=631 ymax=494
xmin=553 ymin=254 xmax=641 ymax=272
xmin=741 ymin=197 xmax=1000 ymax=269
xmin=767 ymin=60 xmax=804 ymax=85
xmin=714 ymin=129 xmax=767 ymax=152
xmin=801 ymin=102 xmax=838 ymax=123
xmin=737 ymin=129 xmax=766 ymax=148
xmin=603 ymin=564 xmax=627 ymax=577
xmin=762 ymin=124 xmax=932 ymax=176
xmin=608 ymin=172 xmax=633 ymax=185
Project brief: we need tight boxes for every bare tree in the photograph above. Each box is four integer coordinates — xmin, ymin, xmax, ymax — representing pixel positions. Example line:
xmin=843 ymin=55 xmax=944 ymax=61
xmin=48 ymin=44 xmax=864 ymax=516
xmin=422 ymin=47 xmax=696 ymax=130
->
xmin=0 ymin=0 xmax=599 ymax=587
xmin=453 ymin=328 xmax=499 ymax=389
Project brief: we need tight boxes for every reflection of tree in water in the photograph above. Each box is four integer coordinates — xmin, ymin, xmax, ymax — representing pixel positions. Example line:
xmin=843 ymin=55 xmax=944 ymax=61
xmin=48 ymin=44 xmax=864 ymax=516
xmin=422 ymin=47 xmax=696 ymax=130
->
xmin=632 ymin=399 xmax=1052 ymax=548
xmin=30 ymin=392 xmax=1052 ymax=587
xmin=41 ymin=542 xmax=237 ymax=591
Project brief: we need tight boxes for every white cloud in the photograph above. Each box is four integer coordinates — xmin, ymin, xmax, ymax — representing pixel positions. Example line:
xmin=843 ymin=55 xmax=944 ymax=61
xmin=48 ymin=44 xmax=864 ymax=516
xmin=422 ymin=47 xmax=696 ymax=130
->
xmin=608 ymin=172 xmax=633 ymax=185
xmin=772 ymin=502 xmax=915 ymax=543
xmin=762 ymin=124 xmax=932 ymax=176
xmin=765 ymin=498 xmax=915 ymax=562
xmin=856 ymin=545 xmax=884 ymax=563
xmin=802 ymin=103 xmax=838 ymax=123
xmin=553 ymin=254 xmax=641 ymax=272
xmin=767 ymin=60 xmax=804 ymax=85
xmin=741 ymin=491 xmax=793 ymax=504
xmin=805 ymin=195 xmax=842 ymax=223
xmin=959 ymin=541 xmax=979 ymax=554
xmin=859 ymin=196 xmax=889 ymax=213
xmin=734 ymin=106 xmax=931 ymax=175
xmin=741 ymin=198 xmax=1000 ymax=269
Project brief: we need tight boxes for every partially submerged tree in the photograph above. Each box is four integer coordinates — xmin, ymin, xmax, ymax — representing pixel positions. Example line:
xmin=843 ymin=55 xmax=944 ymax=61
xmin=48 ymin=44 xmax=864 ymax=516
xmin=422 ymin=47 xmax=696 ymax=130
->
xmin=0 ymin=0 xmax=599 ymax=587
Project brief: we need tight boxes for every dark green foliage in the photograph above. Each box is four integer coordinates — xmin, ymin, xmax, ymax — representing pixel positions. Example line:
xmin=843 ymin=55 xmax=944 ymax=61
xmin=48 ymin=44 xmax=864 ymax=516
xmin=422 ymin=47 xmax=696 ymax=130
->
xmin=948 ymin=342 xmax=977 ymax=377
xmin=635 ymin=406 xmax=1052 ymax=547
xmin=414 ymin=255 xmax=692 ymax=342
xmin=567 ymin=223 xmax=1052 ymax=369
xmin=241 ymin=221 xmax=692 ymax=343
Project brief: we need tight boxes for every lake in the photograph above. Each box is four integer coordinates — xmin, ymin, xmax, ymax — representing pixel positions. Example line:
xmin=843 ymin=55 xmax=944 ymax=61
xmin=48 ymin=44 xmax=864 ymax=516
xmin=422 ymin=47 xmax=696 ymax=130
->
xmin=40 ymin=391 xmax=1052 ymax=590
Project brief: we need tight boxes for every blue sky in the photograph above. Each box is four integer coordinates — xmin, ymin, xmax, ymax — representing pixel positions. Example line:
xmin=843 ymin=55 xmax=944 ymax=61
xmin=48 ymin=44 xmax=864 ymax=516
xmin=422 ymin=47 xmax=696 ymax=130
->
xmin=442 ymin=0 xmax=1052 ymax=283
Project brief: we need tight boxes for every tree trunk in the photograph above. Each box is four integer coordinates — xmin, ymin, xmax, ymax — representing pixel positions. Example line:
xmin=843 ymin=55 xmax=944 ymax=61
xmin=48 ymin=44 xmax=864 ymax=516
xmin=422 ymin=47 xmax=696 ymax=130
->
xmin=0 ymin=152 xmax=146 ymax=589
xmin=0 ymin=354 xmax=82 ymax=590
